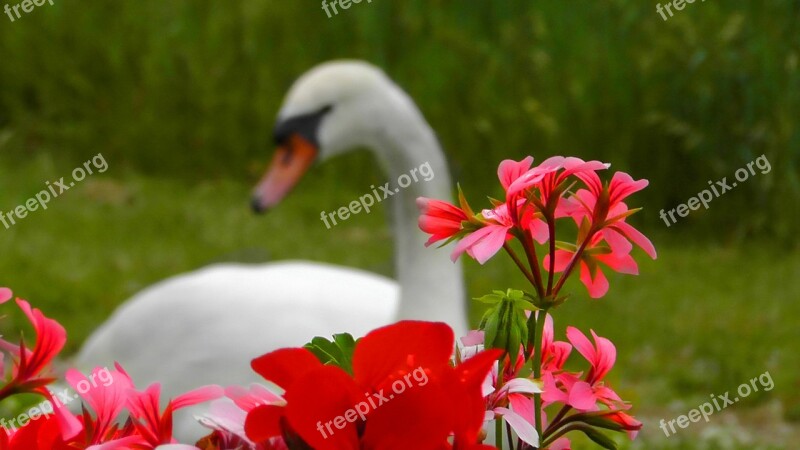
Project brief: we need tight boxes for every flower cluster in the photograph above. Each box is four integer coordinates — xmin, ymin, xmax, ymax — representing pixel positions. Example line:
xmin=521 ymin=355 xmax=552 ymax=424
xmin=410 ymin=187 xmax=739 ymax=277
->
xmin=459 ymin=315 xmax=641 ymax=449
xmin=0 ymin=154 xmax=656 ymax=450
xmin=0 ymin=289 xmax=503 ymax=450
xmin=419 ymin=156 xmax=656 ymax=299
xmin=419 ymin=155 xmax=655 ymax=448
xmin=199 ymin=321 xmax=502 ymax=450
xmin=0 ymin=288 xmax=224 ymax=450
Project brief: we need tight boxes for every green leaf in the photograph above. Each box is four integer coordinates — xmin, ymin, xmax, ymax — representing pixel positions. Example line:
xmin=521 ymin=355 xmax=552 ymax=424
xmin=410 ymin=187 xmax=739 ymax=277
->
xmin=303 ymin=333 xmax=358 ymax=375
xmin=577 ymin=216 xmax=592 ymax=242
xmin=476 ymin=289 xmax=530 ymax=365
xmin=554 ymin=240 xmax=578 ymax=252
xmin=457 ymin=184 xmax=475 ymax=218
xmin=488 ymin=196 xmax=504 ymax=208
xmin=483 ymin=310 xmax=500 ymax=350
xmin=473 ymin=293 xmax=505 ymax=305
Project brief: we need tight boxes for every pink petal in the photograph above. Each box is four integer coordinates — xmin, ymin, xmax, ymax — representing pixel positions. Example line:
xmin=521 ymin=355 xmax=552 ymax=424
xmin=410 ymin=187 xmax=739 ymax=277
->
xmin=529 ymin=218 xmax=549 ymax=245
xmin=225 ymin=383 xmax=284 ymax=412
xmin=198 ymin=399 xmax=249 ymax=440
xmin=541 ymin=372 xmax=568 ymax=406
xmin=590 ymin=330 xmax=616 ymax=381
xmin=612 ymin=221 xmax=657 ymax=259
xmin=567 ymin=381 xmax=597 ymax=411
xmin=0 ymin=287 xmax=12 ymax=304
xmin=494 ymin=407 xmax=539 ymax=447
xmin=502 ymin=378 xmax=543 ymax=395
xmin=609 ymin=172 xmax=649 ymax=205
xmin=550 ymin=437 xmax=572 ymax=450
xmin=594 ymin=385 xmax=624 ymax=406
xmin=460 ymin=330 xmax=485 ymax=347
xmin=547 ymin=342 xmax=573 ymax=371
xmin=508 ymin=393 xmax=535 ymax=425
xmin=15 ymin=299 xmax=67 ymax=378
xmin=574 ymin=170 xmax=603 ymax=197
xmin=543 ymin=250 xmax=573 ymax=273
xmin=66 ymin=366 xmax=134 ymax=436
xmin=498 ymin=156 xmax=534 ymax=190
xmin=541 ymin=312 xmax=554 ymax=351
xmin=172 ymin=385 xmax=225 ymax=410
xmin=86 ymin=436 xmax=149 ymax=450
xmin=579 ymin=262 xmax=609 ymax=298
xmin=451 ymin=225 xmax=509 ymax=264
xmin=597 ymin=252 xmax=639 ymax=275
xmin=601 ymin=227 xmax=632 ymax=255
xmin=154 ymin=445 xmax=203 ymax=450
xmin=566 ymin=327 xmax=596 ymax=365
xmin=50 ymin=392 xmax=83 ymax=440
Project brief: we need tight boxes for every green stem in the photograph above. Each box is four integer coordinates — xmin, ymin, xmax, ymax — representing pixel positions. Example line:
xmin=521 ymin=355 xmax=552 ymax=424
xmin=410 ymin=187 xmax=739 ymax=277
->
xmin=504 ymin=242 xmax=538 ymax=288
xmin=539 ymin=423 xmax=584 ymax=449
xmin=545 ymin=213 xmax=556 ymax=296
xmin=495 ymin=369 xmax=505 ymax=449
xmin=532 ymin=308 xmax=549 ymax=448
xmin=551 ymin=228 xmax=596 ymax=295
xmin=543 ymin=404 xmax=572 ymax=437
xmin=519 ymin=231 xmax=546 ymax=300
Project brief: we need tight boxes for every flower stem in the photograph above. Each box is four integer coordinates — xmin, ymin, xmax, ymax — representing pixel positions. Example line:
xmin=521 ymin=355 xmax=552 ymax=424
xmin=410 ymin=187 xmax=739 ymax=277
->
xmin=495 ymin=369 xmax=505 ymax=449
xmin=532 ymin=309 xmax=548 ymax=448
xmin=539 ymin=423 xmax=585 ymax=449
xmin=551 ymin=229 xmax=596 ymax=295
xmin=543 ymin=404 xmax=572 ymax=437
xmin=503 ymin=242 xmax=538 ymax=289
xmin=520 ymin=232 xmax=546 ymax=300
xmin=545 ymin=214 xmax=556 ymax=296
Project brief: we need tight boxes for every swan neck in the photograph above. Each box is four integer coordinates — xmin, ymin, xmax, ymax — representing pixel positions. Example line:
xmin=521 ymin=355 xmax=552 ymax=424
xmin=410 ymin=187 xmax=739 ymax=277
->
xmin=375 ymin=109 xmax=468 ymax=337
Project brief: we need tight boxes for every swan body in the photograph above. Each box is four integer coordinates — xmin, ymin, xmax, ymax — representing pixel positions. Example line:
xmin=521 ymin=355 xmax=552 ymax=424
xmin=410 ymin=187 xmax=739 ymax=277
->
xmin=79 ymin=261 xmax=398 ymax=387
xmin=75 ymin=60 xmax=468 ymax=440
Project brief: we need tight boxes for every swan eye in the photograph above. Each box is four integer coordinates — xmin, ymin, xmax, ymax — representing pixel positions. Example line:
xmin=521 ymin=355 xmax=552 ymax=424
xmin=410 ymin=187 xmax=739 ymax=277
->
xmin=273 ymin=105 xmax=333 ymax=148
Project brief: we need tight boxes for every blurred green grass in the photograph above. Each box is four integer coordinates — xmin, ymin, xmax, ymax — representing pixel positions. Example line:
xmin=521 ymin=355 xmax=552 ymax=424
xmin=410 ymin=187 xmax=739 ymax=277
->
xmin=0 ymin=0 xmax=798 ymax=242
xmin=1 ymin=152 xmax=798 ymax=449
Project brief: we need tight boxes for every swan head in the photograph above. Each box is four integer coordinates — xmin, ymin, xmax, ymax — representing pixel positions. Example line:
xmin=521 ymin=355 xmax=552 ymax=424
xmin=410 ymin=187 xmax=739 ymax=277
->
xmin=252 ymin=60 xmax=402 ymax=212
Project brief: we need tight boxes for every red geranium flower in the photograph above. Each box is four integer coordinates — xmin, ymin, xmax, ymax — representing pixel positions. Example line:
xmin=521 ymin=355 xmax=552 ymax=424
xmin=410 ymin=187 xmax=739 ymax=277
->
xmin=245 ymin=321 xmax=501 ymax=450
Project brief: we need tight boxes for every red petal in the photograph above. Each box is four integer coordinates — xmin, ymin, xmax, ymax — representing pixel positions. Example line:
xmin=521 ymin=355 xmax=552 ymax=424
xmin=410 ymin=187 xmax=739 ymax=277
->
xmin=244 ymin=404 xmax=285 ymax=443
xmin=285 ymin=365 xmax=361 ymax=450
xmin=361 ymin=383 xmax=450 ymax=450
xmin=353 ymin=321 xmax=454 ymax=390
xmin=449 ymin=349 xmax=503 ymax=443
xmin=251 ymin=348 xmax=322 ymax=389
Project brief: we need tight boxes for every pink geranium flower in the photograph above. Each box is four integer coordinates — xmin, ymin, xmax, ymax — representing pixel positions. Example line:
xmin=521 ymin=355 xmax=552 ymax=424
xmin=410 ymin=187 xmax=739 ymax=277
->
xmin=544 ymin=232 xmax=640 ymax=298
xmin=604 ymin=411 xmax=643 ymax=439
xmin=543 ymin=327 xmax=628 ymax=413
xmin=417 ymin=197 xmax=469 ymax=246
xmin=536 ymin=157 xmax=609 ymax=215
xmin=451 ymin=203 xmax=515 ymax=264
xmin=198 ymin=384 xmax=288 ymax=449
xmin=563 ymin=172 xmax=657 ymax=260
xmin=501 ymin=156 xmax=564 ymax=201
xmin=0 ymin=293 xmax=67 ymax=400
xmin=125 ymin=382 xmax=223 ymax=447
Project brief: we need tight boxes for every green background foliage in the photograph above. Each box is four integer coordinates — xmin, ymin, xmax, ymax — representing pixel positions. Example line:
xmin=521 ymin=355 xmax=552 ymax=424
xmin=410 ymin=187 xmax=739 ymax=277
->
xmin=1 ymin=0 xmax=797 ymax=240
xmin=1 ymin=1 xmax=798 ymax=448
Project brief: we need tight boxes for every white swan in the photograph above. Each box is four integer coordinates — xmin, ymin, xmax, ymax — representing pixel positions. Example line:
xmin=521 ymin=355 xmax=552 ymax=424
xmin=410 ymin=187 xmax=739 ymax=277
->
xmin=75 ymin=61 xmax=469 ymax=440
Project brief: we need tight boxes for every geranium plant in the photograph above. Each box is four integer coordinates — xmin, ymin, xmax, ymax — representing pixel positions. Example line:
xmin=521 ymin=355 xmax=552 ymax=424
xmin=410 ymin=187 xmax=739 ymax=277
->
xmin=418 ymin=155 xmax=656 ymax=449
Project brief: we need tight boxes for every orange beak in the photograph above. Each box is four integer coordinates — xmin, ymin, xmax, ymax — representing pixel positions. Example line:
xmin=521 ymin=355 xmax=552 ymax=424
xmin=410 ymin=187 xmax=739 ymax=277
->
xmin=251 ymin=134 xmax=318 ymax=213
